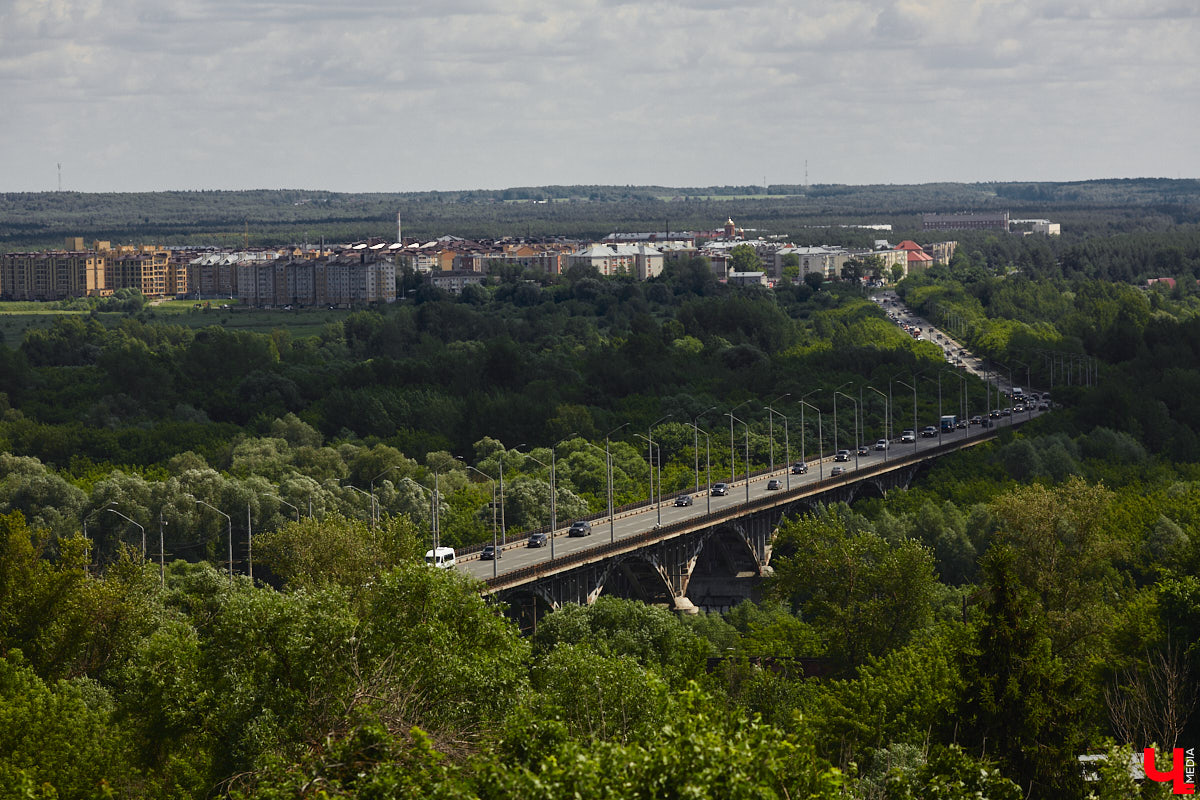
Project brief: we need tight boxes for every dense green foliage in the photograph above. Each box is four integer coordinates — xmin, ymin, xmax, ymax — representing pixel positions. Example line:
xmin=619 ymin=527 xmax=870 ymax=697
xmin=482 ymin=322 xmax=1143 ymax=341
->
xmin=5 ymin=195 xmax=1200 ymax=797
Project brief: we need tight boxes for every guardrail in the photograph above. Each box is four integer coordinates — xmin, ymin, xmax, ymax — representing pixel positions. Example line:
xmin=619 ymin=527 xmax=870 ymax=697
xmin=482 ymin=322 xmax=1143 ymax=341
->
xmin=480 ymin=424 xmax=1006 ymax=592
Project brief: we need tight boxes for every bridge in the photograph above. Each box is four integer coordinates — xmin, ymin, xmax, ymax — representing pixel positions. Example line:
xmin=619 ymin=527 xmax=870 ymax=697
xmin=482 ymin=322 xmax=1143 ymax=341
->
xmin=461 ymin=412 xmax=1038 ymax=623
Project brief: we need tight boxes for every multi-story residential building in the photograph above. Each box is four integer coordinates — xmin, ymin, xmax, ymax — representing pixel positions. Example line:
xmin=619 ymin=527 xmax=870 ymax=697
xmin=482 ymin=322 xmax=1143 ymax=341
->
xmin=0 ymin=250 xmax=108 ymax=300
xmin=236 ymin=255 xmax=395 ymax=307
xmin=106 ymin=247 xmax=172 ymax=297
xmin=922 ymin=211 xmax=1010 ymax=231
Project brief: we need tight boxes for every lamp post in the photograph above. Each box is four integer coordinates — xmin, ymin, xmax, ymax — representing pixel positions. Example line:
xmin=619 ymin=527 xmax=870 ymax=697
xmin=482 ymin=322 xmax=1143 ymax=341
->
xmin=647 ymin=414 xmax=672 ymax=516
xmin=82 ymin=501 xmax=116 ymax=567
xmin=603 ymin=423 xmax=628 ymax=543
xmin=158 ymin=508 xmax=166 ymax=587
xmin=369 ymin=465 xmax=400 ymax=529
xmin=799 ymin=399 xmax=823 ymax=480
xmin=832 ymin=381 xmax=852 ymax=456
xmin=459 ymin=460 xmax=498 ymax=578
xmin=343 ymin=484 xmax=375 ymax=525
xmin=725 ymin=412 xmax=751 ymax=503
xmin=634 ymin=435 xmax=663 ymax=525
xmin=687 ymin=423 xmax=712 ymax=513
xmin=526 ymin=453 xmax=557 ymax=559
xmin=691 ymin=407 xmax=716 ymax=493
xmin=268 ymin=494 xmax=301 ymax=523
xmin=193 ymin=498 xmax=233 ymax=582
xmin=728 ymin=401 xmax=750 ymax=484
xmin=835 ymin=390 xmax=859 ymax=471
xmin=766 ymin=393 xmax=791 ymax=475
xmin=766 ymin=404 xmax=790 ymax=488
xmin=896 ymin=378 xmax=918 ymax=447
xmin=106 ymin=507 xmax=146 ymax=561
xmin=866 ymin=385 xmax=887 ymax=461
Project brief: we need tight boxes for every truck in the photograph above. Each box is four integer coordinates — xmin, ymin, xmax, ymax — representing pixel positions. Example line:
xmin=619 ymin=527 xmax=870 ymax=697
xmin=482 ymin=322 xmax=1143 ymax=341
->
xmin=940 ymin=415 xmax=958 ymax=432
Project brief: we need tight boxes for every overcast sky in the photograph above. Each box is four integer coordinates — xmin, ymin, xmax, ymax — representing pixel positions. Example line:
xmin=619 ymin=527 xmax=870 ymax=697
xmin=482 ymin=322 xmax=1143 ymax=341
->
xmin=1 ymin=0 xmax=1196 ymax=193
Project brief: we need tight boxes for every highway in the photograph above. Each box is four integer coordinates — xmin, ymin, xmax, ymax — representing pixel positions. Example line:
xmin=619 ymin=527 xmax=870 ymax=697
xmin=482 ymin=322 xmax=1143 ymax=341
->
xmin=462 ymin=292 xmax=1043 ymax=582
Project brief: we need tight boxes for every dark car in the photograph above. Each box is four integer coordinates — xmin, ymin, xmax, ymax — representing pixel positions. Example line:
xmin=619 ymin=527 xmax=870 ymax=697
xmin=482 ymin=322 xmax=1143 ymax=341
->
xmin=767 ymin=479 xmax=782 ymax=490
xmin=921 ymin=426 xmax=938 ymax=438
xmin=969 ymin=415 xmax=983 ymax=426
xmin=481 ymin=544 xmax=502 ymax=560
xmin=856 ymin=445 xmax=870 ymax=456
xmin=568 ymin=520 xmax=592 ymax=537
xmin=834 ymin=449 xmax=851 ymax=462
xmin=711 ymin=482 xmax=729 ymax=496
xmin=673 ymin=494 xmax=694 ymax=507
xmin=790 ymin=461 xmax=808 ymax=474
xmin=527 ymin=532 xmax=547 ymax=548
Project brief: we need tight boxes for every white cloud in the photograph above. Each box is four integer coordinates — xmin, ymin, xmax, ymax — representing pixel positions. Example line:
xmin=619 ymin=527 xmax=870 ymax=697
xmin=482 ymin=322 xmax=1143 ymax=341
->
xmin=0 ymin=0 xmax=1195 ymax=191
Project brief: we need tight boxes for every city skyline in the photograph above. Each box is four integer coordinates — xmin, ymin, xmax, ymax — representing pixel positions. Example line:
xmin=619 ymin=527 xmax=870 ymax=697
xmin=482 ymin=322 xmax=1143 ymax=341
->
xmin=2 ymin=0 xmax=1197 ymax=193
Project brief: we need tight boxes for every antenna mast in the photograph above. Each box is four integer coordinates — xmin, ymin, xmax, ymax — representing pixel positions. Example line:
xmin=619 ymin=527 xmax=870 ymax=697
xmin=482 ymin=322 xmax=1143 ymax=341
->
xmin=57 ymin=163 xmax=62 ymax=192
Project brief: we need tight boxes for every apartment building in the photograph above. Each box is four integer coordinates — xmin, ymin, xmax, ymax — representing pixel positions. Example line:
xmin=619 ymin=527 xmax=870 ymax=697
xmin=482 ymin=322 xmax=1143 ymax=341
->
xmin=922 ymin=212 xmax=1010 ymax=231
xmin=0 ymin=250 xmax=108 ymax=300
xmin=235 ymin=255 xmax=395 ymax=307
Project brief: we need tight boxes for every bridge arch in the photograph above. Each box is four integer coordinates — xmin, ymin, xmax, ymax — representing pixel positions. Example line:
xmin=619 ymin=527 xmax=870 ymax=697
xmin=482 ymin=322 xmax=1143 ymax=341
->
xmin=598 ymin=554 xmax=675 ymax=606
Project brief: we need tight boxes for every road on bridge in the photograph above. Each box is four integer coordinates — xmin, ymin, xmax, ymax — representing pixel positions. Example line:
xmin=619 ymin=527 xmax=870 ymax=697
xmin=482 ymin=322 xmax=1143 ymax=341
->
xmin=462 ymin=405 xmax=1043 ymax=582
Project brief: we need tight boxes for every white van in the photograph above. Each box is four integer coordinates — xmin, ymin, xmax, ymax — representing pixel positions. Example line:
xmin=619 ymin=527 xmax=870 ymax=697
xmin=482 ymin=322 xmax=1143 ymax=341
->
xmin=425 ymin=547 xmax=456 ymax=569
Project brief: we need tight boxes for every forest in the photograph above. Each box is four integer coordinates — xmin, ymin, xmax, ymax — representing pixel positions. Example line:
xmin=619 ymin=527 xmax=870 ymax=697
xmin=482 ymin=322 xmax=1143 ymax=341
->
xmin=2 ymin=178 xmax=1200 ymax=251
xmin=3 ymin=201 xmax=1200 ymax=798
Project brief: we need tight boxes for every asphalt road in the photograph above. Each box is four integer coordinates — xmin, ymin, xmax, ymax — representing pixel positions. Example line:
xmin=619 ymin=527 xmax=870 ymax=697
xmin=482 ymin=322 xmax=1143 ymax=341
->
xmin=463 ymin=292 xmax=1044 ymax=582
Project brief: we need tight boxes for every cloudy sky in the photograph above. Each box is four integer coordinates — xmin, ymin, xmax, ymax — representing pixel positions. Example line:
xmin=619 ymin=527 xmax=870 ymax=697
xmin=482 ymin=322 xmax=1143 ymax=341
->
xmin=1 ymin=0 xmax=1196 ymax=192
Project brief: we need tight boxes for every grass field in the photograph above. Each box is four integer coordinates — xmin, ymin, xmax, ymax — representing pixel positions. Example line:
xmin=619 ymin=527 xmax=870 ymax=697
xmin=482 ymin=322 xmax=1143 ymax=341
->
xmin=0 ymin=300 xmax=349 ymax=341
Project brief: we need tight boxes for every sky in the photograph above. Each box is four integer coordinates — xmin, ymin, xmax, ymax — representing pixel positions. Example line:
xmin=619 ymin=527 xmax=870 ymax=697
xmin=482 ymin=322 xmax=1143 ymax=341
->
xmin=1 ymin=0 xmax=1197 ymax=193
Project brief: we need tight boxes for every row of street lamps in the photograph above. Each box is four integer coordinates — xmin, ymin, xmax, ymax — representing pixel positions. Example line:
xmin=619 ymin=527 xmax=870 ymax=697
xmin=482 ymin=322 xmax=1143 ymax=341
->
xmin=84 ymin=366 xmax=1026 ymax=582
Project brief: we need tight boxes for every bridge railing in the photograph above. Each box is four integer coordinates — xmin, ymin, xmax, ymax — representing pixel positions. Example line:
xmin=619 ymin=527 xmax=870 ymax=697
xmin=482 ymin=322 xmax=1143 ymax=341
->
xmin=480 ymin=425 xmax=1005 ymax=592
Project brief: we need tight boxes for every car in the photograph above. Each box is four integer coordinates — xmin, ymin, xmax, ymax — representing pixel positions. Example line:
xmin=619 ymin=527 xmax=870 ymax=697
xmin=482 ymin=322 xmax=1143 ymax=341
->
xmin=874 ymin=439 xmax=889 ymax=450
xmin=481 ymin=544 xmax=502 ymax=560
xmin=834 ymin=449 xmax=851 ymax=462
xmin=527 ymin=532 xmax=547 ymax=548
xmin=1000 ymin=407 xmax=1012 ymax=417
xmin=921 ymin=426 xmax=938 ymax=438
xmin=767 ymin=479 xmax=783 ymax=490
xmin=1038 ymin=401 xmax=1050 ymax=410
xmin=790 ymin=461 xmax=808 ymax=474
xmin=900 ymin=429 xmax=916 ymax=444
xmin=568 ymin=520 xmax=592 ymax=537
xmin=969 ymin=415 xmax=983 ymax=426
xmin=673 ymin=494 xmax=694 ymax=507
xmin=711 ymin=483 xmax=729 ymax=496
xmin=989 ymin=409 xmax=1002 ymax=419
xmin=856 ymin=445 xmax=870 ymax=456
xmin=830 ymin=465 xmax=846 ymax=476
xmin=956 ymin=419 xmax=968 ymax=428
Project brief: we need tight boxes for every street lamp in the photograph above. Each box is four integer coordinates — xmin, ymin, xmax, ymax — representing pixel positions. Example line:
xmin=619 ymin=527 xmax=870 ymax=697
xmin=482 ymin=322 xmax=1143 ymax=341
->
xmin=525 ymin=452 xmax=557 ymax=559
xmin=634 ymin=435 xmax=663 ymax=525
xmin=458 ymin=459 xmax=498 ymax=578
xmin=691 ymin=407 xmax=716 ymax=493
xmin=728 ymin=400 xmax=751 ymax=484
xmin=193 ymin=497 xmax=233 ymax=582
xmin=343 ymin=484 xmax=375 ymax=525
xmin=798 ymin=398 xmax=823 ymax=480
xmin=896 ymin=378 xmax=918 ymax=447
xmin=835 ymin=390 xmax=859 ymax=471
xmin=370 ymin=465 xmax=401 ymax=530
xmin=687 ymin=423 xmax=712 ymax=513
xmin=267 ymin=494 xmax=301 ymax=523
xmin=766 ymin=393 xmax=791 ymax=475
xmin=766 ymin=404 xmax=790 ymax=488
xmin=866 ymin=385 xmax=887 ymax=461
xmin=647 ymin=414 xmax=672 ymax=516
xmin=401 ymin=478 xmax=439 ymax=557
xmin=106 ymin=507 xmax=146 ymax=561
xmin=832 ymin=381 xmax=852 ymax=456
xmin=82 ymin=500 xmax=116 ymax=566
xmin=603 ymin=423 xmax=628 ymax=543
xmin=725 ymin=411 xmax=751 ymax=503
